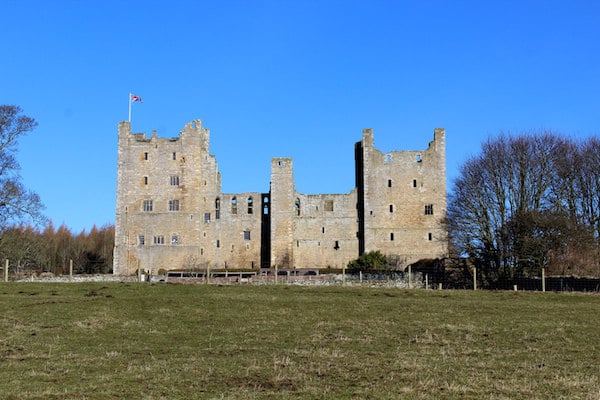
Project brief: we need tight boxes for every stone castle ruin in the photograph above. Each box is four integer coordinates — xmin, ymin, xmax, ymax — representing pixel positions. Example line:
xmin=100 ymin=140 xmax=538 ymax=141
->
xmin=113 ymin=120 xmax=447 ymax=275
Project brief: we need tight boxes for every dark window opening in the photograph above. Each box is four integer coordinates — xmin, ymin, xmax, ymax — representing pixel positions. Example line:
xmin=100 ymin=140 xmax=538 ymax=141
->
xmin=390 ymin=233 xmax=394 ymax=241
xmin=247 ymin=197 xmax=253 ymax=214
xmin=169 ymin=199 xmax=179 ymax=211
xmin=388 ymin=179 xmax=392 ymax=187
xmin=295 ymin=198 xmax=301 ymax=216
xmin=425 ymin=204 xmax=434 ymax=215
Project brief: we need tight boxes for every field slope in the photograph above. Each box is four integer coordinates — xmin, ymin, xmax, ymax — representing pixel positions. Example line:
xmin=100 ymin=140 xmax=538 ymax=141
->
xmin=0 ymin=283 xmax=598 ymax=399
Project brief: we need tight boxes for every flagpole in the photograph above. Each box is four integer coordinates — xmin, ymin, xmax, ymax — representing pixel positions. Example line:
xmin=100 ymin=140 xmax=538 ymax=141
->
xmin=128 ymin=92 xmax=132 ymax=122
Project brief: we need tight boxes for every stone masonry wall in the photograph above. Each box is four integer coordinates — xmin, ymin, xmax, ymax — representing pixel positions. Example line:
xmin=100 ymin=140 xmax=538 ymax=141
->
xmin=114 ymin=120 xmax=447 ymax=275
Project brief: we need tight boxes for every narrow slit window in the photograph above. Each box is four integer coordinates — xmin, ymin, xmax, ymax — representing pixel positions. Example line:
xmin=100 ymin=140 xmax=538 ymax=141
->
xmin=389 ymin=204 xmax=394 ymax=213
xmin=388 ymin=179 xmax=392 ymax=187
xmin=172 ymin=152 xmax=177 ymax=160
xmin=390 ymin=233 xmax=394 ymax=241
xmin=428 ymin=232 xmax=433 ymax=241
xmin=413 ymin=179 xmax=417 ymax=188
xmin=247 ymin=197 xmax=253 ymax=214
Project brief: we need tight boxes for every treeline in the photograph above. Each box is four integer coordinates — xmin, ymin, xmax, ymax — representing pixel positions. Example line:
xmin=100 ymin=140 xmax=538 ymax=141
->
xmin=0 ymin=222 xmax=114 ymax=275
xmin=448 ymin=132 xmax=600 ymax=286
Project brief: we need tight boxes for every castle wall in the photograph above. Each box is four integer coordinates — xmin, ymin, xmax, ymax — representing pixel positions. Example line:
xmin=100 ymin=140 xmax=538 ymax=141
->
xmin=114 ymin=120 xmax=448 ymax=275
xmin=292 ymin=192 xmax=359 ymax=269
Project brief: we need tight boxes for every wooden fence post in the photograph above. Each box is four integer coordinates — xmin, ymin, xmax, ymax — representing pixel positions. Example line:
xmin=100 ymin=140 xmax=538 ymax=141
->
xmin=408 ymin=265 xmax=412 ymax=289
xmin=425 ymin=273 xmax=428 ymax=290
xmin=473 ymin=266 xmax=477 ymax=291
xmin=4 ymin=259 xmax=8 ymax=282
xmin=542 ymin=268 xmax=546 ymax=292
xmin=69 ymin=259 xmax=73 ymax=282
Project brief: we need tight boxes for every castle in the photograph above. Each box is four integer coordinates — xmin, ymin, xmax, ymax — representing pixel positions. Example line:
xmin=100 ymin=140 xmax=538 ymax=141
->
xmin=113 ymin=120 xmax=447 ymax=275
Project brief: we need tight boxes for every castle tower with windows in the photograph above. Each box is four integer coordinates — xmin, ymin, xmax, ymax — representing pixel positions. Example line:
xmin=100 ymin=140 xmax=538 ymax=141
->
xmin=113 ymin=120 xmax=447 ymax=275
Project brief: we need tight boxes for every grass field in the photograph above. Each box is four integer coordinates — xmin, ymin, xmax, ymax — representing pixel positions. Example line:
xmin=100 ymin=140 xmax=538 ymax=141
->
xmin=0 ymin=283 xmax=598 ymax=399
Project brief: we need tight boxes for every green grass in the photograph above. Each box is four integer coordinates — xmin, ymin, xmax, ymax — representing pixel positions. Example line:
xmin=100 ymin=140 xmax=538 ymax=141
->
xmin=0 ymin=283 xmax=598 ymax=399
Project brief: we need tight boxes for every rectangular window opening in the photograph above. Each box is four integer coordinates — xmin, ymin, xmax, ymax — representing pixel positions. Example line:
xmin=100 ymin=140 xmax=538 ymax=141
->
xmin=425 ymin=204 xmax=434 ymax=215
xmin=143 ymin=200 xmax=153 ymax=212
xmin=169 ymin=200 xmax=180 ymax=211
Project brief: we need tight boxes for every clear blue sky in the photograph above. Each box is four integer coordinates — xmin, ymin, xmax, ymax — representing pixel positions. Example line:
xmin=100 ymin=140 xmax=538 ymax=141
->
xmin=2 ymin=0 xmax=599 ymax=233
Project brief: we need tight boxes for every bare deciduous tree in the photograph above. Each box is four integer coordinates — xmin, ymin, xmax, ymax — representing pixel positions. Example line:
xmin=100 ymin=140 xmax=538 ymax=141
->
xmin=0 ymin=105 xmax=45 ymax=228
xmin=448 ymin=131 xmax=600 ymax=285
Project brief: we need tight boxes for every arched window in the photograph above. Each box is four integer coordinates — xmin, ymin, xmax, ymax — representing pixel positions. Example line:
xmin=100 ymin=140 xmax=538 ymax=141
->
xmin=215 ymin=197 xmax=221 ymax=219
xmin=295 ymin=198 xmax=301 ymax=216
xmin=231 ymin=197 xmax=237 ymax=215
xmin=247 ymin=197 xmax=253 ymax=214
